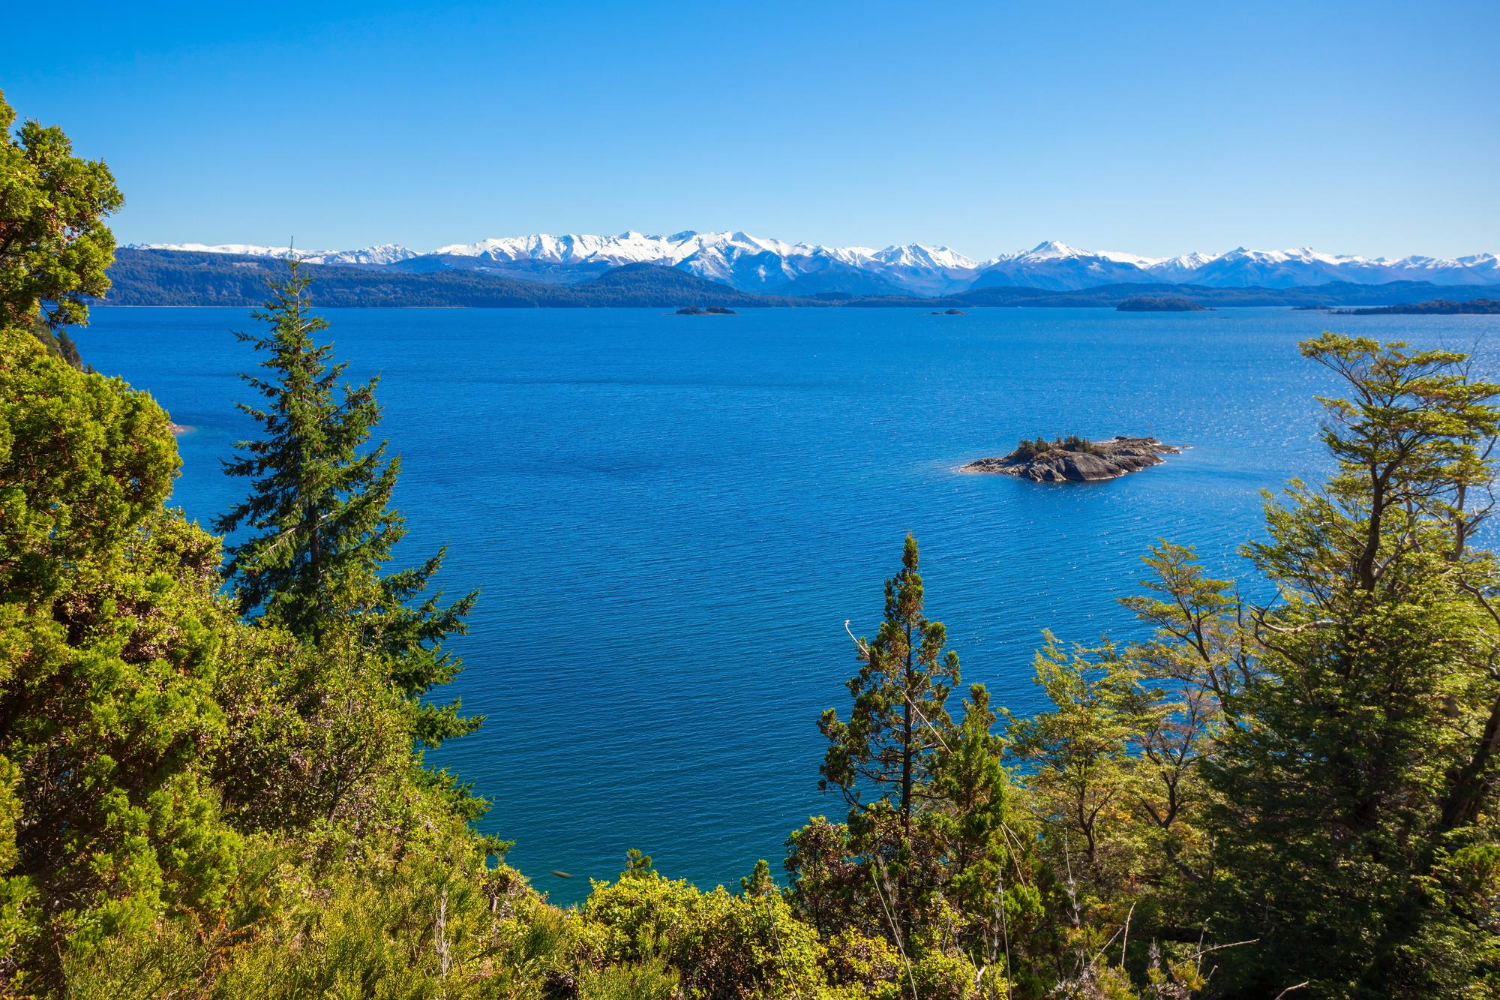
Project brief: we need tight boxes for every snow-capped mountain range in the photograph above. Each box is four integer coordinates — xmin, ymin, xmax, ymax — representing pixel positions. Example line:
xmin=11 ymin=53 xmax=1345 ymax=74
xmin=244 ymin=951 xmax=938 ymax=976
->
xmin=131 ymin=232 xmax=1500 ymax=296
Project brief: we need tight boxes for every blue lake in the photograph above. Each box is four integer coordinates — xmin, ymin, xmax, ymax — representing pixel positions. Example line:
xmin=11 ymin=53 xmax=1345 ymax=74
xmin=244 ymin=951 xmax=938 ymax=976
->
xmin=76 ymin=305 xmax=1500 ymax=903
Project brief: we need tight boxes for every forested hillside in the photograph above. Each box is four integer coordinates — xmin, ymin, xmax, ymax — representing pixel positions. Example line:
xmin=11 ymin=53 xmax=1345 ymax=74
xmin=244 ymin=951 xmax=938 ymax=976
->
xmin=102 ymin=250 xmax=788 ymax=309
xmin=5 ymin=90 xmax=1500 ymax=1000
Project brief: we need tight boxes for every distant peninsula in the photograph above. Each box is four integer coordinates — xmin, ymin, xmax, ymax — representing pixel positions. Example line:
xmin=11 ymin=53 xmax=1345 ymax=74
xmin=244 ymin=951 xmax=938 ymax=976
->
xmin=1117 ymin=296 xmax=1210 ymax=312
xmin=1337 ymin=298 xmax=1500 ymax=315
xmin=961 ymin=435 xmax=1180 ymax=482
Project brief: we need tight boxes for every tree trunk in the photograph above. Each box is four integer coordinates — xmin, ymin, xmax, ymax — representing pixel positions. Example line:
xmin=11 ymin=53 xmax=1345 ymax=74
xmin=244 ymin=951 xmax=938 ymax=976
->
xmin=1439 ymin=690 xmax=1500 ymax=830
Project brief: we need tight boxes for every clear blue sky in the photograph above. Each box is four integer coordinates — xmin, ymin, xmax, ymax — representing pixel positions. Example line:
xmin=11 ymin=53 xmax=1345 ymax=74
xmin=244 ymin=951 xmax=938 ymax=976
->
xmin=8 ymin=1 xmax=1497 ymax=259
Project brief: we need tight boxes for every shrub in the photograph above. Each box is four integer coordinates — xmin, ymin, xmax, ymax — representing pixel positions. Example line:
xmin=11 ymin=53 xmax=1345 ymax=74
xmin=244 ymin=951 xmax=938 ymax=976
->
xmin=581 ymin=868 xmax=834 ymax=999
xmin=1012 ymin=435 xmax=1097 ymax=460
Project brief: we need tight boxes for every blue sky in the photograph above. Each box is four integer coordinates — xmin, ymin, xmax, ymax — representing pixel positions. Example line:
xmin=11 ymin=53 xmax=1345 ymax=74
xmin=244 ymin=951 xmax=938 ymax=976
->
xmin=8 ymin=1 xmax=1497 ymax=259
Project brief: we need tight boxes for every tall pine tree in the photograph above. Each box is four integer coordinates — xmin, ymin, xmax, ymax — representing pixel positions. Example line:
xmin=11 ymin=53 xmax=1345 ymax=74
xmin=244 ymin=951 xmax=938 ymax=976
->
xmin=821 ymin=536 xmax=959 ymax=838
xmin=217 ymin=261 xmax=480 ymax=748
xmin=819 ymin=535 xmax=961 ymax=943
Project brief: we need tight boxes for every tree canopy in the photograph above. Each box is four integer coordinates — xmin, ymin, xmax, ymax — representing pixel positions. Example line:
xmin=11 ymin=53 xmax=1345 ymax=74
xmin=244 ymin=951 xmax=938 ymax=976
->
xmin=0 ymin=90 xmax=121 ymax=364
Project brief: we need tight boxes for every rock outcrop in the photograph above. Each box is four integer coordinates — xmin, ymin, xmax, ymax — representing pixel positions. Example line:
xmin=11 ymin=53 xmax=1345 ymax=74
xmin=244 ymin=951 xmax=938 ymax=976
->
xmin=960 ymin=436 xmax=1180 ymax=482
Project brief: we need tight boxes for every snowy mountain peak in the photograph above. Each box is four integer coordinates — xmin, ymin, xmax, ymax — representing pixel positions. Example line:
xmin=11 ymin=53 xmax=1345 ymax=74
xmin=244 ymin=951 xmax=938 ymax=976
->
xmin=1020 ymin=240 xmax=1084 ymax=260
xmin=129 ymin=233 xmax=1500 ymax=295
xmin=130 ymin=242 xmax=416 ymax=266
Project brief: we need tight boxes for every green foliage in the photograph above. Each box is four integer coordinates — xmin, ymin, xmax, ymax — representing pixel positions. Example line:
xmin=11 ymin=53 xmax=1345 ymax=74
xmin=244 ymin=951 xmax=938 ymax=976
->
xmin=1008 ymin=635 xmax=1140 ymax=884
xmin=1199 ymin=334 xmax=1500 ymax=996
xmin=1011 ymin=437 xmax=1054 ymax=459
xmin=578 ymin=957 xmax=681 ymax=1000
xmin=816 ymin=534 xmax=964 ymax=945
xmin=8 ymin=111 xmax=1500 ymax=998
xmin=0 ymin=223 xmax=499 ymax=994
xmin=1012 ymin=435 xmax=1098 ymax=460
xmin=582 ymin=864 xmax=835 ymax=999
xmin=216 ymin=263 xmax=480 ymax=750
xmin=0 ymin=332 xmax=178 ymax=606
xmin=0 ymin=90 xmax=122 ymax=363
xmin=214 ymin=261 xmax=399 ymax=632
xmin=819 ymin=535 xmax=959 ymax=831
xmin=792 ymin=335 xmax=1500 ymax=998
xmin=798 ymin=539 xmax=1032 ymax=997
xmin=0 ymin=331 xmax=238 ymax=988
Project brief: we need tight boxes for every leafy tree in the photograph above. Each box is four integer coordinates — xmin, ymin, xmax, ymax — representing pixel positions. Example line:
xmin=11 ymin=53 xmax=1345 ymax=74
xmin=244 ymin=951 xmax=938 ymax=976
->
xmin=927 ymin=684 xmax=1041 ymax=987
xmin=1205 ymin=334 xmax=1500 ymax=997
xmin=581 ymin=863 xmax=836 ymax=999
xmin=0 ymin=90 xmax=122 ymax=364
xmin=216 ymin=262 xmax=479 ymax=748
xmin=1008 ymin=636 xmax=1139 ymax=883
xmin=1003 ymin=634 xmax=1148 ymax=992
xmin=0 ymin=330 xmax=235 ymax=989
xmin=1115 ymin=543 xmax=1245 ymax=901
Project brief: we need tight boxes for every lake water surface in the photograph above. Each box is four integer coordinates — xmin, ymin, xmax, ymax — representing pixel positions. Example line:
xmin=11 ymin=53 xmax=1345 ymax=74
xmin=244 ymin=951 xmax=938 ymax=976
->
xmin=77 ymin=305 xmax=1500 ymax=903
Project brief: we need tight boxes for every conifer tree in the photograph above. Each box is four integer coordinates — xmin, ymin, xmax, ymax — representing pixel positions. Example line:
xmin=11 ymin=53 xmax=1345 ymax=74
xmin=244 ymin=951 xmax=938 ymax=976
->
xmin=819 ymin=535 xmax=961 ymax=943
xmin=217 ymin=262 xmax=479 ymax=747
xmin=821 ymin=536 xmax=960 ymax=837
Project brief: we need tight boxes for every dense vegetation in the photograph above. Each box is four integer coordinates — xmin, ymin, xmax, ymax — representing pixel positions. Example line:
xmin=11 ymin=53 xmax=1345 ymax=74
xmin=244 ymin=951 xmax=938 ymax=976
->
xmin=6 ymin=90 xmax=1500 ymax=999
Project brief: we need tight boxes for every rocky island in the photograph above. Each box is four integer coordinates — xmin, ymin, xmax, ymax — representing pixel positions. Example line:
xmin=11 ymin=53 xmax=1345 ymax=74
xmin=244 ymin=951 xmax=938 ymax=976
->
xmin=960 ymin=435 xmax=1180 ymax=482
xmin=675 ymin=305 xmax=737 ymax=315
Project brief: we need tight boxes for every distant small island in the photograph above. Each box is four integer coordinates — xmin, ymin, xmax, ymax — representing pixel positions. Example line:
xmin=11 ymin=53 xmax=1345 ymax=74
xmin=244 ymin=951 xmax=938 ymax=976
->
xmin=1336 ymin=298 xmax=1500 ymax=315
xmin=961 ymin=435 xmax=1181 ymax=482
xmin=1117 ymin=296 xmax=1210 ymax=312
xmin=675 ymin=305 xmax=737 ymax=315
xmin=929 ymin=308 xmax=965 ymax=315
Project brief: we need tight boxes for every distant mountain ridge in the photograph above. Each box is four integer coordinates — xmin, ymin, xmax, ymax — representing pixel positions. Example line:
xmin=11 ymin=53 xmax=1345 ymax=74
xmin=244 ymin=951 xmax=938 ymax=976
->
xmin=132 ymin=232 xmax=1500 ymax=297
xmin=102 ymin=248 xmax=1500 ymax=311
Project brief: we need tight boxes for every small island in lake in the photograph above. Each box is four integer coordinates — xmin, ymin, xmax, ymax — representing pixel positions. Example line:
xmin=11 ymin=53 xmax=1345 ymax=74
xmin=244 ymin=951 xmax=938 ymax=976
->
xmin=675 ymin=305 xmax=737 ymax=315
xmin=1117 ymin=296 xmax=1210 ymax=312
xmin=1337 ymin=298 xmax=1500 ymax=315
xmin=929 ymin=308 xmax=965 ymax=315
xmin=961 ymin=435 xmax=1181 ymax=482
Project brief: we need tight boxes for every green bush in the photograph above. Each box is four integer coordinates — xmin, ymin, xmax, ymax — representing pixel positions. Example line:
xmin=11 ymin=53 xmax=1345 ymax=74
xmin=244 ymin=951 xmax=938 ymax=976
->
xmin=1011 ymin=435 xmax=1098 ymax=460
